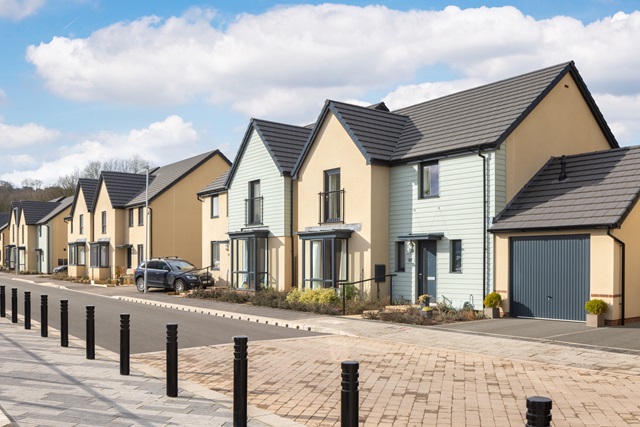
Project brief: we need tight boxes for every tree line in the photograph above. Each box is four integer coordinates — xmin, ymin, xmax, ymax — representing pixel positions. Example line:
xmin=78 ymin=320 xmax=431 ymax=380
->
xmin=0 ymin=155 xmax=152 ymax=213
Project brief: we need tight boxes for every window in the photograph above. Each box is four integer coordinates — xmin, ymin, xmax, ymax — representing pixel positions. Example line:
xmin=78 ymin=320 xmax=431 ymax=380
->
xmin=230 ymin=232 xmax=268 ymax=290
xmin=70 ymin=219 xmax=73 ymax=234
xmin=137 ymin=244 xmax=144 ymax=266
xmin=101 ymin=211 xmax=107 ymax=234
xmin=396 ymin=242 xmax=405 ymax=272
xmin=79 ymin=214 xmax=84 ymax=235
xmin=126 ymin=247 xmax=132 ymax=269
xmin=451 ymin=239 xmax=462 ymax=273
xmin=211 ymin=195 xmax=219 ymax=218
xmin=21 ymin=225 xmax=24 ymax=243
xmin=78 ymin=245 xmax=86 ymax=266
xmin=89 ymin=243 xmax=109 ymax=268
xmin=419 ymin=161 xmax=439 ymax=198
xmin=69 ymin=244 xmax=86 ymax=266
xmin=38 ymin=226 xmax=42 ymax=237
xmin=69 ymin=244 xmax=76 ymax=266
xmin=323 ymin=169 xmax=342 ymax=223
xmin=128 ymin=209 xmax=134 ymax=227
xmin=138 ymin=207 xmax=144 ymax=226
xmin=301 ymin=234 xmax=349 ymax=289
xmin=211 ymin=242 xmax=221 ymax=269
xmin=246 ymin=180 xmax=262 ymax=225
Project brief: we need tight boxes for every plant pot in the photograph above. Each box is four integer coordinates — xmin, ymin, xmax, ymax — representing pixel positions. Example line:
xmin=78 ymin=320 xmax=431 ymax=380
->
xmin=484 ymin=307 xmax=500 ymax=319
xmin=586 ymin=313 xmax=605 ymax=327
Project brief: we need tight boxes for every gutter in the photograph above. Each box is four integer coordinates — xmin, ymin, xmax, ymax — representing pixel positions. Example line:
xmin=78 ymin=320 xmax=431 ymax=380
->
xmin=607 ymin=228 xmax=625 ymax=325
xmin=290 ymin=178 xmax=295 ymax=287
xmin=477 ymin=147 xmax=487 ymax=304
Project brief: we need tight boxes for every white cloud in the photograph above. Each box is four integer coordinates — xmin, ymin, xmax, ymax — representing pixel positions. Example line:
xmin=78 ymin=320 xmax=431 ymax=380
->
xmin=0 ymin=122 xmax=60 ymax=148
xmin=383 ymin=79 xmax=486 ymax=110
xmin=0 ymin=0 xmax=45 ymax=20
xmin=24 ymin=5 xmax=640 ymax=135
xmin=0 ymin=115 xmax=200 ymax=185
xmin=593 ymin=93 xmax=640 ymax=146
xmin=8 ymin=154 xmax=36 ymax=166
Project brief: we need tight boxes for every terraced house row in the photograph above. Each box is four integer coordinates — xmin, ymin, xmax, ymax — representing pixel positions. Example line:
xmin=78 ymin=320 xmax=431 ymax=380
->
xmin=3 ymin=60 xmax=639 ymax=326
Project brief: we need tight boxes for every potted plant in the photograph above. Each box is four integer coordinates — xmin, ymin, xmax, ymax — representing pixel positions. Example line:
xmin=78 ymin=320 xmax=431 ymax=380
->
xmin=585 ymin=299 xmax=607 ymax=327
xmin=417 ymin=294 xmax=431 ymax=308
xmin=419 ymin=306 xmax=433 ymax=319
xmin=483 ymin=292 xmax=502 ymax=319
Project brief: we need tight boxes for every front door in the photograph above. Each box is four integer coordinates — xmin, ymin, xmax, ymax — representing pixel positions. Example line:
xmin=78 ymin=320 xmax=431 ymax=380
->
xmin=417 ymin=240 xmax=437 ymax=300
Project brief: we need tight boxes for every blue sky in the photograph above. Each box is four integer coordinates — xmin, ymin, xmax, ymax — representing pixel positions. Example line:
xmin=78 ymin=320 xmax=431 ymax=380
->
xmin=1 ymin=0 xmax=640 ymax=184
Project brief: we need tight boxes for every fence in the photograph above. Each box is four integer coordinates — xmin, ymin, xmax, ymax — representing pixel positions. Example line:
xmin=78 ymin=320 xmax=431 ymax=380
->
xmin=0 ymin=284 xmax=554 ymax=427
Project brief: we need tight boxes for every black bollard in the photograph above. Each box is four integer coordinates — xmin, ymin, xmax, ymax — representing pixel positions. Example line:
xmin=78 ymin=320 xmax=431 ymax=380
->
xmin=0 ymin=285 xmax=5 ymax=317
xmin=341 ymin=361 xmax=359 ymax=427
xmin=166 ymin=324 xmax=178 ymax=397
xmin=86 ymin=306 xmax=95 ymax=359
xmin=60 ymin=300 xmax=68 ymax=347
xmin=120 ymin=314 xmax=130 ymax=375
xmin=11 ymin=288 xmax=17 ymax=324
xmin=24 ymin=291 xmax=31 ymax=330
xmin=41 ymin=295 xmax=48 ymax=337
xmin=526 ymin=396 xmax=552 ymax=427
xmin=233 ymin=335 xmax=248 ymax=427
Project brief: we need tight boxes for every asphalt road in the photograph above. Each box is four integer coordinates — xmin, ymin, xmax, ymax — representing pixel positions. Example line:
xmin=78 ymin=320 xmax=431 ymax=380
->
xmin=0 ymin=277 xmax=322 ymax=354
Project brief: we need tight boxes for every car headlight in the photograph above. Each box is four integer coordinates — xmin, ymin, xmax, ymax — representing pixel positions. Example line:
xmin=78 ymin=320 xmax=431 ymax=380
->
xmin=185 ymin=275 xmax=197 ymax=280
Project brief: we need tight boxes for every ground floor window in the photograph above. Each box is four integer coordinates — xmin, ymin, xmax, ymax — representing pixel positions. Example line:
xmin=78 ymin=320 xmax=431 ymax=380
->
xmin=90 ymin=243 xmax=109 ymax=268
xmin=299 ymin=229 xmax=352 ymax=289
xmin=137 ymin=244 xmax=144 ymax=266
xmin=126 ymin=247 xmax=132 ymax=269
xmin=68 ymin=244 xmax=86 ymax=266
xmin=211 ymin=241 xmax=225 ymax=270
xmin=230 ymin=230 xmax=268 ymax=290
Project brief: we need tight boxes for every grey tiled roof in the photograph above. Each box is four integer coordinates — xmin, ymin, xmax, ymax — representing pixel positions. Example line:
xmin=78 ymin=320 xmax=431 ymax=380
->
xmin=20 ymin=201 xmax=60 ymax=225
xmin=126 ymin=151 xmax=230 ymax=207
xmin=291 ymin=62 xmax=617 ymax=176
xmin=0 ymin=212 xmax=9 ymax=230
xmin=252 ymin=119 xmax=313 ymax=175
xmin=198 ymin=170 xmax=229 ymax=196
xmin=37 ymin=196 xmax=73 ymax=224
xmin=100 ymin=172 xmax=148 ymax=208
xmin=490 ymin=146 xmax=640 ymax=231
xmin=79 ymin=179 xmax=99 ymax=212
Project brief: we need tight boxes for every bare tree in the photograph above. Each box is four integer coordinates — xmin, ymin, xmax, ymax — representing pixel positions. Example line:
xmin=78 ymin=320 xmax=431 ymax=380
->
xmin=21 ymin=178 xmax=42 ymax=190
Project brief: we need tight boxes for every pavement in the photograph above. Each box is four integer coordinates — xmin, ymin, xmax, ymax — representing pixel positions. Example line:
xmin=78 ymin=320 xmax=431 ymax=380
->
xmin=2 ymin=273 xmax=640 ymax=426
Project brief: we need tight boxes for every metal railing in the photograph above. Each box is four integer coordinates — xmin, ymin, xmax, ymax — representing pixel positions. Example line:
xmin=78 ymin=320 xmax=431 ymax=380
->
xmin=244 ymin=196 xmax=263 ymax=226
xmin=338 ymin=274 xmax=396 ymax=315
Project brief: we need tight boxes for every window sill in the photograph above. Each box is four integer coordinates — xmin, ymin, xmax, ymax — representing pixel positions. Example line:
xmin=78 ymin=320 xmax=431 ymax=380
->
xmin=419 ymin=195 xmax=440 ymax=200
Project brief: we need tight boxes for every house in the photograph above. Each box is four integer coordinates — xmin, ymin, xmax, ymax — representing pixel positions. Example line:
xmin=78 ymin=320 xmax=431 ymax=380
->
xmin=6 ymin=200 xmax=66 ymax=272
xmin=79 ymin=150 xmax=231 ymax=281
xmin=491 ymin=147 xmax=640 ymax=325
xmin=292 ymin=61 xmax=617 ymax=307
xmin=36 ymin=196 xmax=73 ymax=273
xmin=67 ymin=178 xmax=99 ymax=279
xmin=225 ymin=119 xmax=312 ymax=291
xmin=0 ymin=212 xmax=9 ymax=267
xmin=198 ymin=170 xmax=231 ymax=286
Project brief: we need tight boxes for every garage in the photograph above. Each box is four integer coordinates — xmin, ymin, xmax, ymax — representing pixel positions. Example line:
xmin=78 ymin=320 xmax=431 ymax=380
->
xmin=510 ymin=235 xmax=590 ymax=321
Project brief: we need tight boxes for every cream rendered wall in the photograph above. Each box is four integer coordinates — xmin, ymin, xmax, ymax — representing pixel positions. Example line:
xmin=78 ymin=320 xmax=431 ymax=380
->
xmin=68 ymin=187 xmax=92 ymax=278
xmin=296 ymin=111 xmax=383 ymax=289
xmin=201 ymin=192 xmax=230 ymax=286
xmin=504 ymin=74 xmax=613 ymax=201
xmin=49 ymin=207 xmax=71 ymax=271
xmin=90 ymin=181 xmax=120 ymax=280
xmin=0 ymin=227 xmax=5 ymax=265
xmin=141 ymin=154 xmax=230 ymax=267
xmin=125 ymin=207 xmax=144 ymax=272
xmin=17 ymin=213 xmax=37 ymax=272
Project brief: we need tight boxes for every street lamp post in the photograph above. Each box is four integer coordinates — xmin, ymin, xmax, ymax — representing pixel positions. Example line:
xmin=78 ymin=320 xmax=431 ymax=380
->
xmin=144 ymin=167 xmax=149 ymax=294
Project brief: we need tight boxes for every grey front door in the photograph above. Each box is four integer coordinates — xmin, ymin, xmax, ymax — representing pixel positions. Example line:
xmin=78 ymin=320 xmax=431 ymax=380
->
xmin=417 ymin=240 xmax=437 ymax=299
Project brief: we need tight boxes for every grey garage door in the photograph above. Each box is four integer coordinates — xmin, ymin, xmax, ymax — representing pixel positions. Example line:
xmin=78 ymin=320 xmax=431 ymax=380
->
xmin=510 ymin=235 xmax=590 ymax=321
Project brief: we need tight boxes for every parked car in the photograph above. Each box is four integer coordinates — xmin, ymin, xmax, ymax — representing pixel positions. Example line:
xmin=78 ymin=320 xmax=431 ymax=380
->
xmin=53 ymin=265 xmax=68 ymax=274
xmin=133 ymin=257 xmax=213 ymax=293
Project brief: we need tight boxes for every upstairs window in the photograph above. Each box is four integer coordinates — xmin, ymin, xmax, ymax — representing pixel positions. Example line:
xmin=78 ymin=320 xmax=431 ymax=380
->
xmin=322 ymin=168 xmax=342 ymax=223
xmin=79 ymin=214 xmax=84 ymax=235
xmin=101 ymin=211 xmax=107 ymax=234
xmin=246 ymin=180 xmax=262 ymax=225
xmin=419 ymin=161 xmax=439 ymax=198
xmin=128 ymin=209 xmax=134 ymax=227
xmin=211 ymin=195 xmax=219 ymax=218
xmin=138 ymin=207 xmax=144 ymax=226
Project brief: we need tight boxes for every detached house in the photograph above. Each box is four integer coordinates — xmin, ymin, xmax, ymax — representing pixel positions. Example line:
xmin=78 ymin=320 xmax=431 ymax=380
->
xmin=226 ymin=119 xmax=312 ymax=291
xmin=67 ymin=178 xmax=99 ymax=278
xmin=492 ymin=147 xmax=640 ymax=325
xmin=198 ymin=170 xmax=231 ymax=286
xmin=292 ymin=61 xmax=617 ymax=307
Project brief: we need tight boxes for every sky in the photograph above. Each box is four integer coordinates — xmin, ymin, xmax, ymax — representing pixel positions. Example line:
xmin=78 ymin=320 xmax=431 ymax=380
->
xmin=1 ymin=0 xmax=640 ymax=186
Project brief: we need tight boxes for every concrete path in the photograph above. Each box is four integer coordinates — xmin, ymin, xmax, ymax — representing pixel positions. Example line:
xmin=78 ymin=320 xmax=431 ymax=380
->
xmin=0 ymin=314 xmax=302 ymax=427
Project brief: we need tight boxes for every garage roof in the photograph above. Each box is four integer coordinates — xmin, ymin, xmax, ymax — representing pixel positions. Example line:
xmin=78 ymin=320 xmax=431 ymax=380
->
xmin=490 ymin=146 xmax=640 ymax=231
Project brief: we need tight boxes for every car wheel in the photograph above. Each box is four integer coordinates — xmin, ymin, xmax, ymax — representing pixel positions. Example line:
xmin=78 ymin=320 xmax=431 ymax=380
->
xmin=174 ymin=279 xmax=185 ymax=293
xmin=136 ymin=277 xmax=145 ymax=292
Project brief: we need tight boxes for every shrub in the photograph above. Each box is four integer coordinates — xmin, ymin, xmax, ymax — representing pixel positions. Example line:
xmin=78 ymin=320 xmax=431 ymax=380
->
xmin=483 ymin=292 xmax=502 ymax=308
xmin=585 ymin=299 xmax=607 ymax=315
xmin=340 ymin=284 xmax=358 ymax=300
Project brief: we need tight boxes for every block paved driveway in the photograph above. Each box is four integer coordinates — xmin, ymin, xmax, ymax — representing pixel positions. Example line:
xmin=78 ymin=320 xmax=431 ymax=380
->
xmin=134 ymin=333 xmax=640 ymax=426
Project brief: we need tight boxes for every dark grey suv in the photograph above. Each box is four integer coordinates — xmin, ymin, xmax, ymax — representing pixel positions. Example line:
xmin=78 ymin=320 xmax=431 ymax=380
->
xmin=134 ymin=258 xmax=213 ymax=293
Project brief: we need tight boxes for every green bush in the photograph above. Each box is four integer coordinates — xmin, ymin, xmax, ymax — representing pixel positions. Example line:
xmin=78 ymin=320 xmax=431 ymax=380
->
xmin=483 ymin=292 xmax=502 ymax=308
xmin=340 ymin=284 xmax=358 ymax=300
xmin=585 ymin=299 xmax=607 ymax=315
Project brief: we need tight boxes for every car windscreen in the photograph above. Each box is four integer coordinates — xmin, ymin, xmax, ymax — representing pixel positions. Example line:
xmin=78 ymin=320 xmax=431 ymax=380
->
xmin=167 ymin=260 xmax=196 ymax=271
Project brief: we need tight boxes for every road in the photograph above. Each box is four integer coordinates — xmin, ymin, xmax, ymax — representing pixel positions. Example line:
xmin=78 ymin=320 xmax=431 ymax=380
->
xmin=0 ymin=277 xmax=322 ymax=354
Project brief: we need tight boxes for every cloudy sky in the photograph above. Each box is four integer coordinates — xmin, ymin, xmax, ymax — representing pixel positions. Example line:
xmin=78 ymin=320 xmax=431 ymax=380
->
xmin=1 ymin=0 xmax=639 ymax=185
